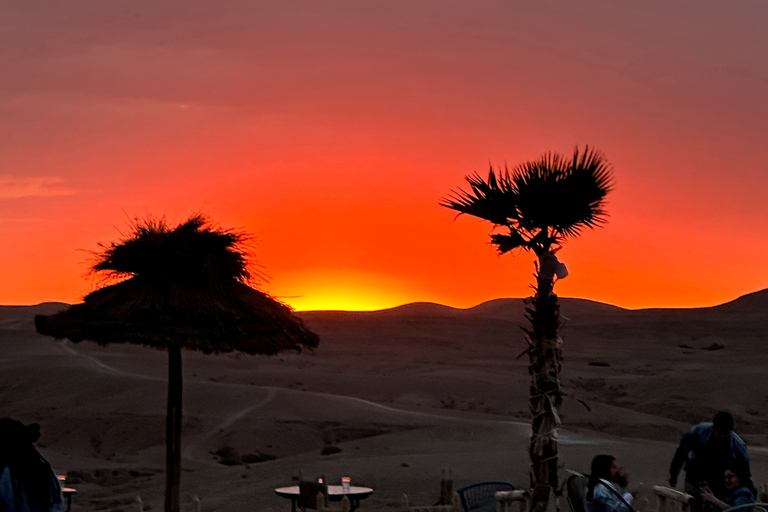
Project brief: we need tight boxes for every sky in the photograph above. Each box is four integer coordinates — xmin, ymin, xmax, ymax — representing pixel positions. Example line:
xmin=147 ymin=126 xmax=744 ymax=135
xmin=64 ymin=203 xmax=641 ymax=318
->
xmin=1 ymin=1 xmax=767 ymax=311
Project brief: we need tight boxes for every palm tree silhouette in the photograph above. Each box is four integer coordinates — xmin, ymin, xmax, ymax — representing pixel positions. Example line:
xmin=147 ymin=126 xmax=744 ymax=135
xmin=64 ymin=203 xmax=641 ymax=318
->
xmin=441 ymin=146 xmax=613 ymax=508
xmin=36 ymin=214 xmax=319 ymax=512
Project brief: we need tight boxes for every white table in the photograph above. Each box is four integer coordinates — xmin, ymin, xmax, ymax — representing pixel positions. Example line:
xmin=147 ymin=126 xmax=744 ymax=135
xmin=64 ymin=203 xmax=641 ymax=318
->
xmin=274 ymin=484 xmax=374 ymax=511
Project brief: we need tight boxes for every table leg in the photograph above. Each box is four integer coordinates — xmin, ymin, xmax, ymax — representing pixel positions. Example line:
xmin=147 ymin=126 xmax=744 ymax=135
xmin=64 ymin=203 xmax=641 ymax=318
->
xmin=65 ymin=495 xmax=72 ymax=512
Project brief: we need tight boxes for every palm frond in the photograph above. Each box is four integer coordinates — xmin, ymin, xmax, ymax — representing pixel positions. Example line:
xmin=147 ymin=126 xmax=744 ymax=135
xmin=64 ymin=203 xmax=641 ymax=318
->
xmin=511 ymin=146 xmax=613 ymax=240
xmin=439 ymin=167 xmax=519 ymax=226
xmin=490 ymin=231 xmax=528 ymax=254
xmin=443 ymin=146 xmax=614 ymax=252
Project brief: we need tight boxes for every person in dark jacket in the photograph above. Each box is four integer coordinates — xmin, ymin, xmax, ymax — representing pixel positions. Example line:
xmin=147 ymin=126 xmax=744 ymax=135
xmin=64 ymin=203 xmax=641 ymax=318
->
xmin=0 ymin=418 xmax=63 ymax=512
xmin=669 ymin=412 xmax=751 ymax=500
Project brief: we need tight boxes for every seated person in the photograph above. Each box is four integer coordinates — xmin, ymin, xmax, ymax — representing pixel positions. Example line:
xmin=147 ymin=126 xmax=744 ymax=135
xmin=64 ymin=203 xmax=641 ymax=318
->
xmin=0 ymin=418 xmax=64 ymax=512
xmin=701 ymin=465 xmax=755 ymax=511
xmin=587 ymin=455 xmax=633 ymax=512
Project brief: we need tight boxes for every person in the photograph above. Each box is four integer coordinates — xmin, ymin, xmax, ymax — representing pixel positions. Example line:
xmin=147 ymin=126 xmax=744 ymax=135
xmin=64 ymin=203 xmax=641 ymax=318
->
xmin=587 ymin=454 xmax=634 ymax=512
xmin=0 ymin=418 xmax=64 ymax=512
xmin=700 ymin=464 xmax=755 ymax=511
xmin=669 ymin=412 xmax=751 ymax=500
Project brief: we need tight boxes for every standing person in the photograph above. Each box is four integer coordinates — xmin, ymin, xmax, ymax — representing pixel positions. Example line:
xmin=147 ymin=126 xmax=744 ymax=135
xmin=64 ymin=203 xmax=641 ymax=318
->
xmin=587 ymin=454 xmax=634 ymax=512
xmin=669 ymin=412 xmax=751 ymax=500
xmin=0 ymin=418 xmax=64 ymax=512
xmin=700 ymin=464 xmax=755 ymax=511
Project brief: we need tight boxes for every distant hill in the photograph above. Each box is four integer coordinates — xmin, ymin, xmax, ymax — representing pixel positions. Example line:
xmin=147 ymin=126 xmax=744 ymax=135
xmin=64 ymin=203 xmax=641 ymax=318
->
xmin=0 ymin=302 xmax=68 ymax=330
xmin=5 ymin=289 xmax=766 ymax=327
xmin=3 ymin=288 xmax=768 ymax=450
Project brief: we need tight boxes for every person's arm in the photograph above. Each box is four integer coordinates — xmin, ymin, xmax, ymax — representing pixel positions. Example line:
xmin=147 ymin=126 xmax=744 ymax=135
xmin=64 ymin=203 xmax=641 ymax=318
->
xmin=701 ymin=489 xmax=729 ymax=511
xmin=735 ymin=437 xmax=752 ymax=480
xmin=0 ymin=466 xmax=17 ymax=512
xmin=669 ymin=430 xmax=694 ymax=487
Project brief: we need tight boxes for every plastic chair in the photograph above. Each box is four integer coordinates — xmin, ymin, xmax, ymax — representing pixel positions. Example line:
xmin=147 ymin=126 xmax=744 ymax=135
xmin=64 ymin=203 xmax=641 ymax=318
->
xmin=456 ymin=481 xmax=516 ymax=512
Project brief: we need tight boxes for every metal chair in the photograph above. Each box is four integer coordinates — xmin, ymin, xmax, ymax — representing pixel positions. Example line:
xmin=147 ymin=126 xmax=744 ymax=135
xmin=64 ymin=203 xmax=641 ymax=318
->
xmin=456 ymin=481 xmax=516 ymax=512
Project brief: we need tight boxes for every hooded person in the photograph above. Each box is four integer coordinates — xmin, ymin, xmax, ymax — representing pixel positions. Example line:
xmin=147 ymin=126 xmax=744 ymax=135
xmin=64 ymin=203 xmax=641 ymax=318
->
xmin=0 ymin=418 xmax=64 ymax=512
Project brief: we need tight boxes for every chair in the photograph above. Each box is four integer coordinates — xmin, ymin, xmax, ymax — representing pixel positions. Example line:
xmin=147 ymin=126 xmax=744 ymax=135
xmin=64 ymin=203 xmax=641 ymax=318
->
xmin=494 ymin=489 xmax=529 ymax=512
xmin=652 ymin=486 xmax=694 ymax=512
xmin=566 ymin=473 xmax=590 ymax=512
xmin=299 ymin=480 xmax=328 ymax=511
xmin=457 ymin=481 xmax=516 ymax=512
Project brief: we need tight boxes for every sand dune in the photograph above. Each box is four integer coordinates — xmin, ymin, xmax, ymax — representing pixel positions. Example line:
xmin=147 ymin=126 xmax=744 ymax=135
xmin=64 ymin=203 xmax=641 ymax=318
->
xmin=2 ymin=291 xmax=768 ymax=512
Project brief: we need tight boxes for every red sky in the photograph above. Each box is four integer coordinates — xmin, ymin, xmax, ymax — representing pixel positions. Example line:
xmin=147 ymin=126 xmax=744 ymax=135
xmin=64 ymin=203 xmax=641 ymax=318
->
xmin=1 ymin=1 xmax=767 ymax=311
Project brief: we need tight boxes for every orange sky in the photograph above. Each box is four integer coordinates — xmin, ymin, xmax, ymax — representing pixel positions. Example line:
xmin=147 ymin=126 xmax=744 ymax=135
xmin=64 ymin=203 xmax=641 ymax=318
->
xmin=1 ymin=1 xmax=767 ymax=311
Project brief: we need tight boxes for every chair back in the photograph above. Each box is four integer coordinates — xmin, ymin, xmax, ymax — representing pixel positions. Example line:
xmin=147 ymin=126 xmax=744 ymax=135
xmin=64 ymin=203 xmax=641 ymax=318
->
xmin=457 ymin=481 xmax=516 ymax=512
xmin=299 ymin=481 xmax=328 ymax=511
xmin=566 ymin=474 xmax=589 ymax=512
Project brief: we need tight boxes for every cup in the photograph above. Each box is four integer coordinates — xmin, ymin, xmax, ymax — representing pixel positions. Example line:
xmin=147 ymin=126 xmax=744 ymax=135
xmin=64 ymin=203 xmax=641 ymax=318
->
xmin=341 ymin=477 xmax=351 ymax=493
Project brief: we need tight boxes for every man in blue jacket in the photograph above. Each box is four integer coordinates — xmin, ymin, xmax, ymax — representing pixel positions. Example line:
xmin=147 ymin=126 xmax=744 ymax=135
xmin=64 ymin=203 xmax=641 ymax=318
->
xmin=669 ymin=412 xmax=751 ymax=501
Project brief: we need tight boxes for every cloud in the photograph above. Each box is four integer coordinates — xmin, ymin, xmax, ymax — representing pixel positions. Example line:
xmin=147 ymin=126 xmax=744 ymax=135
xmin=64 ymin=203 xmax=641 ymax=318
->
xmin=0 ymin=175 xmax=76 ymax=199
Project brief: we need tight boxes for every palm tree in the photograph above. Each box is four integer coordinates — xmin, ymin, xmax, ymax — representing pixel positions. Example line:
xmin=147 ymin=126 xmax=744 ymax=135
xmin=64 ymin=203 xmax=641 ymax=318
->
xmin=35 ymin=214 xmax=319 ymax=512
xmin=440 ymin=146 xmax=613 ymax=509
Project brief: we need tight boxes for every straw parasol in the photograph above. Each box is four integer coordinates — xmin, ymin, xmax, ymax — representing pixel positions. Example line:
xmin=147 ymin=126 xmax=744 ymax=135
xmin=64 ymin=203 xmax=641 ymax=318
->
xmin=35 ymin=214 xmax=319 ymax=512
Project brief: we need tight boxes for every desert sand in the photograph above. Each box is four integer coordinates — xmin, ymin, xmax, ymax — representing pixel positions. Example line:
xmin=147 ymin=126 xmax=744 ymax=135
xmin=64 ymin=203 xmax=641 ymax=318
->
xmin=2 ymin=290 xmax=768 ymax=512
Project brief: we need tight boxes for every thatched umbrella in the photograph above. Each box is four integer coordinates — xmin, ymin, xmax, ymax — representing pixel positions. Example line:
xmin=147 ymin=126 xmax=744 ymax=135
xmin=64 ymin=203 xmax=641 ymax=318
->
xmin=35 ymin=214 xmax=319 ymax=512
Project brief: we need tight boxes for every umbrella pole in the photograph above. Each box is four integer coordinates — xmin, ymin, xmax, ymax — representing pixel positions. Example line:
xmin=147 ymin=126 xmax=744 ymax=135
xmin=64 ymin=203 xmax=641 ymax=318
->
xmin=165 ymin=344 xmax=182 ymax=512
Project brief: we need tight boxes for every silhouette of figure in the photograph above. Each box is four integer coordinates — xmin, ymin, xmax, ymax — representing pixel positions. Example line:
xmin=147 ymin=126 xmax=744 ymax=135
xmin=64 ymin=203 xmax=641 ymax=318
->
xmin=0 ymin=418 xmax=63 ymax=512
xmin=669 ymin=411 xmax=750 ymax=501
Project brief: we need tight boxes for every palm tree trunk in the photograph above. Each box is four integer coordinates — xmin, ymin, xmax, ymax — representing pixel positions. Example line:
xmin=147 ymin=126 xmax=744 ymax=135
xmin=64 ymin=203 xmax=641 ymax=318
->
xmin=165 ymin=344 xmax=183 ymax=512
xmin=525 ymin=255 xmax=563 ymax=511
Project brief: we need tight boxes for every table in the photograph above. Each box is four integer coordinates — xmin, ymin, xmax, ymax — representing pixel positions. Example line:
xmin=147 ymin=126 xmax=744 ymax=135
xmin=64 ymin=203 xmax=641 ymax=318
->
xmin=274 ymin=485 xmax=374 ymax=512
xmin=62 ymin=487 xmax=77 ymax=512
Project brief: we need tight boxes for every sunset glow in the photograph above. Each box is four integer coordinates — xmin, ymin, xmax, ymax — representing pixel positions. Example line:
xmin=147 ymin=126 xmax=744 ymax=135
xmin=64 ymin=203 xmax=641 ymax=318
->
xmin=1 ymin=2 xmax=767 ymax=311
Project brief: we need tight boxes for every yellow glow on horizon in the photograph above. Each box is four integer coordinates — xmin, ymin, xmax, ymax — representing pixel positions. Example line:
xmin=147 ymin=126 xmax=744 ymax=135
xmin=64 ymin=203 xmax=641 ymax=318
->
xmin=271 ymin=271 xmax=416 ymax=312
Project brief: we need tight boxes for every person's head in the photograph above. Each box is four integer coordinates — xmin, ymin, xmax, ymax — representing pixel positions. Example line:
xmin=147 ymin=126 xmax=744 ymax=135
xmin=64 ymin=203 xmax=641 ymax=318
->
xmin=591 ymin=454 xmax=618 ymax=482
xmin=723 ymin=463 xmax=751 ymax=492
xmin=712 ymin=412 xmax=734 ymax=441
xmin=0 ymin=418 xmax=61 ymax=512
xmin=0 ymin=418 xmax=40 ymax=463
xmin=724 ymin=469 xmax=741 ymax=491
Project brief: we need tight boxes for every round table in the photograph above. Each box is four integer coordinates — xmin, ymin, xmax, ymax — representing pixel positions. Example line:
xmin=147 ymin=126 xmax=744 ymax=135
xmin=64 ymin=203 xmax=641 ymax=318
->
xmin=62 ymin=487 xmax=77 ymax=512
xmin=274 ymin=485 xmax=374 ymax=511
